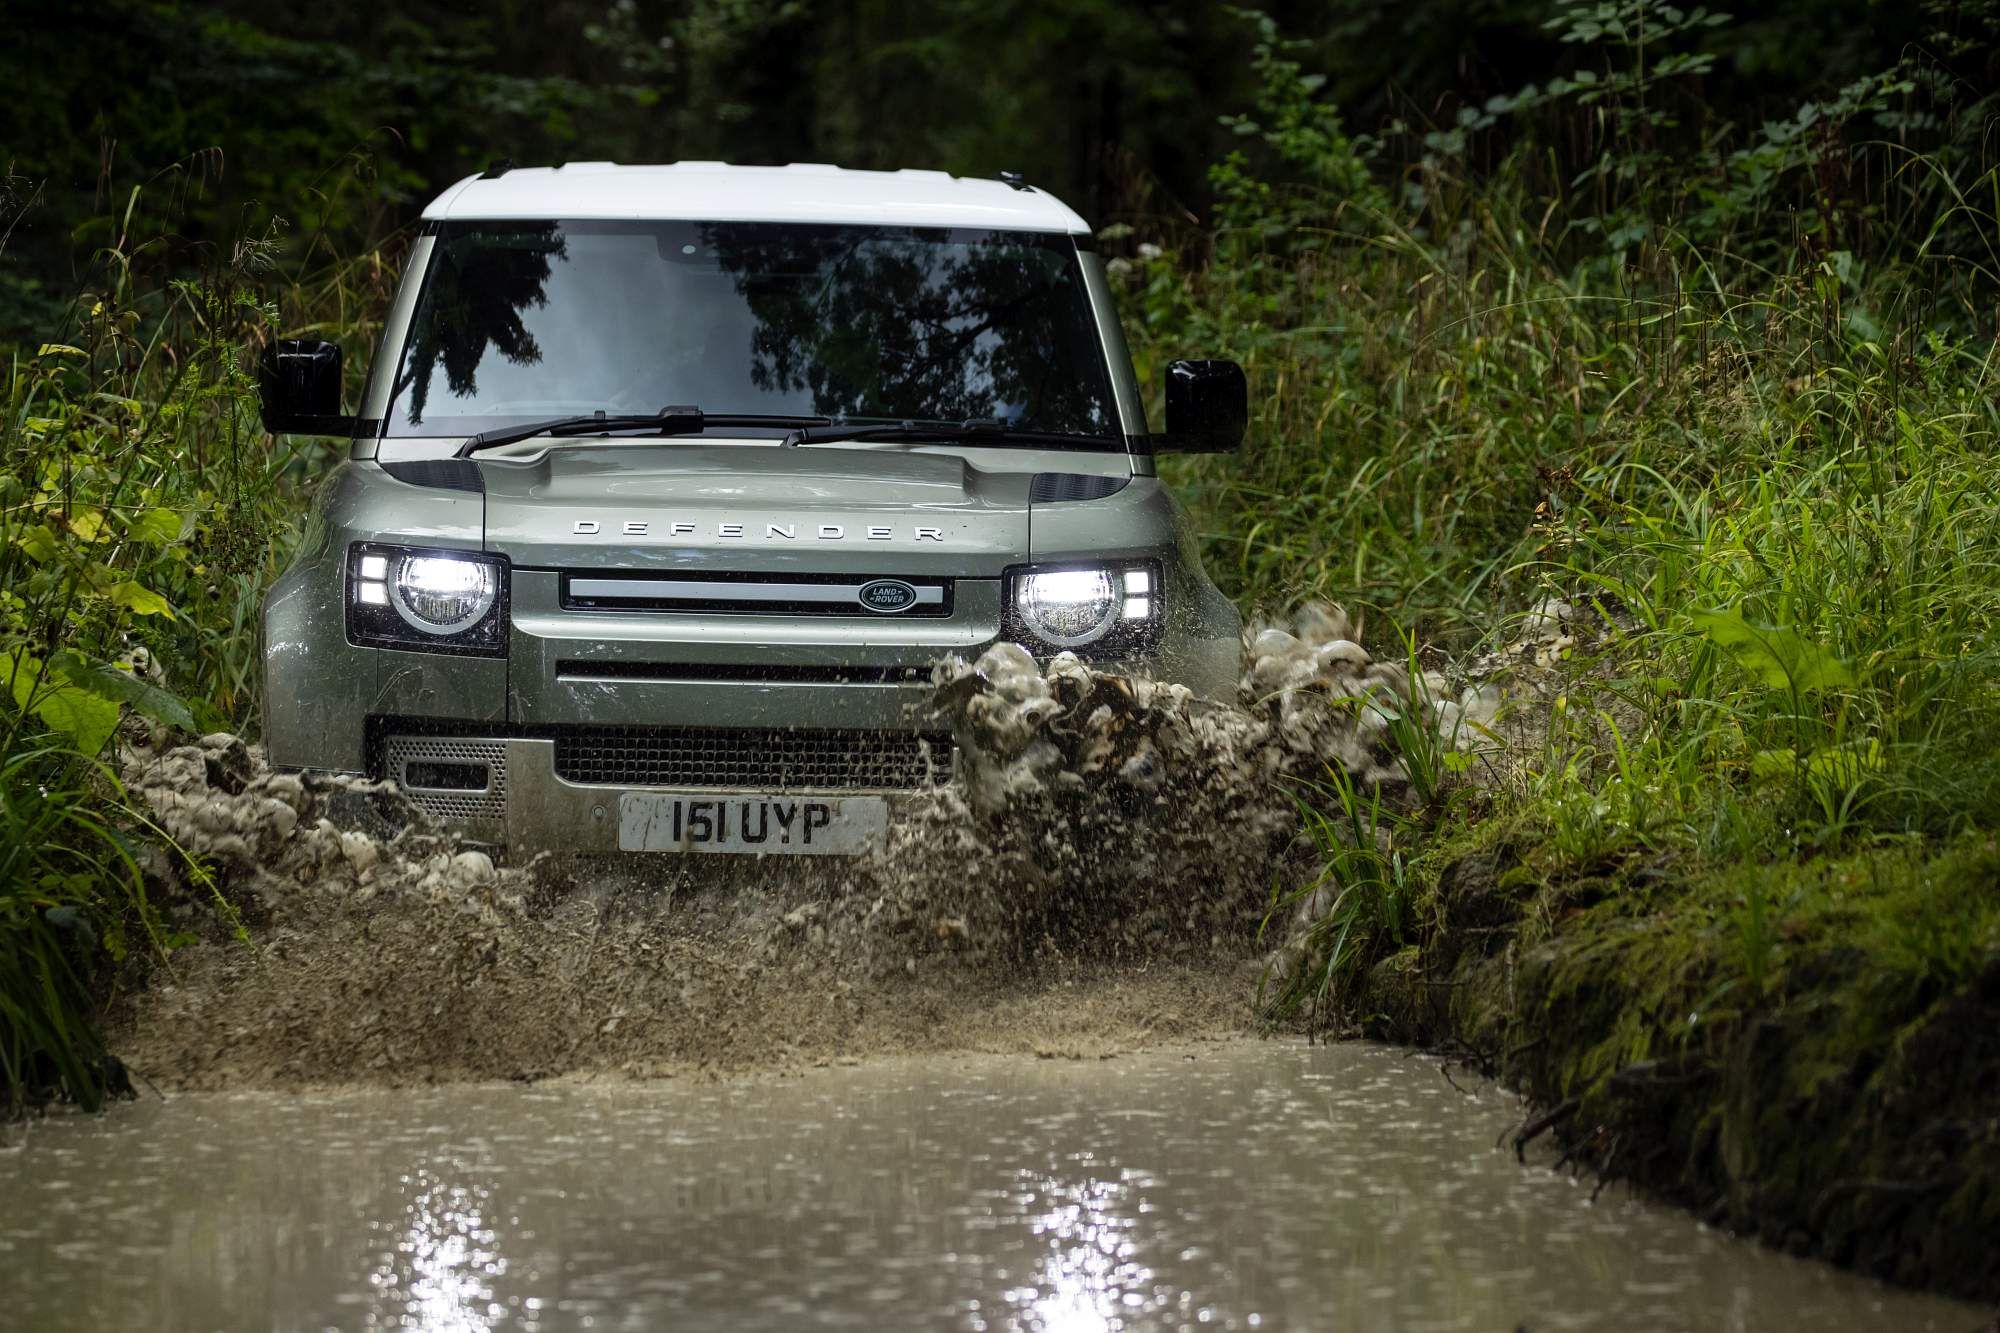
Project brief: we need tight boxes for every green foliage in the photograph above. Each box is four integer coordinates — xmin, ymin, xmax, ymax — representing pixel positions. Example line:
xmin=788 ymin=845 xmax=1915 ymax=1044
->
xmin=2 ymin=199 xmax=381 ymax=740
xmin=1412 ymin=1 xmax=1949 ymax=268
xmin=1134 ymin=12 xmax=2000 ymax=1036
xmin=1210 ymin=8 xmax=1389 ymax=250
xmin=1686 ymin=609 xmax=1854 ymax=697
xmin=0 ymin=0 xmax=1313 ymax=336
xmin=0 ymin=182 xmax=381 ymax=1109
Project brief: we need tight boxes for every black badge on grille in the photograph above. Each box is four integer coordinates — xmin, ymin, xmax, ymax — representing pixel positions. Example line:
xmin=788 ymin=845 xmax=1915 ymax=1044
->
xmin=857 ymin=579 xmax=921 ymax=613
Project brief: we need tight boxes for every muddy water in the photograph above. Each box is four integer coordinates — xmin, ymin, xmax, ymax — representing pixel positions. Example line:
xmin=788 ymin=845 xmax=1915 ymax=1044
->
xmin=2 ymin=1042 xmax=1981 ymax=1333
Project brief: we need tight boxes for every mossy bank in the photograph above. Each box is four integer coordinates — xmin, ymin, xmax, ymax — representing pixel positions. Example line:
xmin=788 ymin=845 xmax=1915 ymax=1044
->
xmin=1345 ymin=831 xmax=2000 ymax=1303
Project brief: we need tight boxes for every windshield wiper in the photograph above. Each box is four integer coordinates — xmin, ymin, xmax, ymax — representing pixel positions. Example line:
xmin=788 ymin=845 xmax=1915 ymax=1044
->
xmin=455 ymin=408 xmax=834 ymax=458
xmin=781 ymin=419 xmax=1122 ymax=450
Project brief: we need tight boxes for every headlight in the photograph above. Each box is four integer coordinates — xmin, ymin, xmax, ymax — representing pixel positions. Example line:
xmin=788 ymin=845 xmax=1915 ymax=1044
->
xmin=1007 ymin=563 xmax=1160 ymax=656
xmin=348 ymin=544 xmax=508 ymax=656
xmin=390 ymin=556 xmax=496 ymax=632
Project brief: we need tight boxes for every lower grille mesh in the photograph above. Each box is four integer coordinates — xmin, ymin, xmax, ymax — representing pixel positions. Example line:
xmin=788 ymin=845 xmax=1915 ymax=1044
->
xmin=381 ymin=735 xmax=509 ymax=822
xmin=554 ymin=726 xmax=951 ymax=791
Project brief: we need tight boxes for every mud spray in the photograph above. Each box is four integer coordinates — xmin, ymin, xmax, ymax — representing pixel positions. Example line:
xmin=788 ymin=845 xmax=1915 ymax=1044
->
xmin=112 ymin=607 xmax=1568 ymax=1089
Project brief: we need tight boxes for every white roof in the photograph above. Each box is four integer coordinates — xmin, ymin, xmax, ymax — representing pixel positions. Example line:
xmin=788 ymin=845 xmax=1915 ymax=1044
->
xmin=423 ymin=162 xmax=1091 ymax=233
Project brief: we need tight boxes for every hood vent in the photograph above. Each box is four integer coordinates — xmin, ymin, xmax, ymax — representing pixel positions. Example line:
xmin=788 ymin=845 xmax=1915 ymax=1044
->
xmin=380 ymin=458 xmax=484 ymax=493
xmin=1030 ymin=472 xmax=1128 ymax=503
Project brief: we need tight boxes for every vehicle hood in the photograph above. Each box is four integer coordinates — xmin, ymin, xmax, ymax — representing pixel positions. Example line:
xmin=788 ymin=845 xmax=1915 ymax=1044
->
xmin=478 ymin=443 xmax=1035 ymax=575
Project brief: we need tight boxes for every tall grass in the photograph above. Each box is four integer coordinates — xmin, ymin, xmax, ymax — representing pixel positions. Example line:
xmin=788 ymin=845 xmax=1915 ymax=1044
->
xmin=1259 ymin=765 xmax=1414 ymax=1033
xmin=0 ymin=183 xmax=397 ymax=1111
xmin=0 ymin=747 xmax=189 ymax=1111
xmin=1118 ymin=8 xmax=2000 ymax=1020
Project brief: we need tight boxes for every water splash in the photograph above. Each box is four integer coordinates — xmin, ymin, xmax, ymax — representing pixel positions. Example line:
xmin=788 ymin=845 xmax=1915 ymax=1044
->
xmin=111 ymin=605 xmax=1550 ymax=1086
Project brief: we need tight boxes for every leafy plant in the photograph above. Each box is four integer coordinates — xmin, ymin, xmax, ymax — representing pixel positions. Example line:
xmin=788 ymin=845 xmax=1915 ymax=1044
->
xmin=1209 ymin=7 xmax=1389 ymax=251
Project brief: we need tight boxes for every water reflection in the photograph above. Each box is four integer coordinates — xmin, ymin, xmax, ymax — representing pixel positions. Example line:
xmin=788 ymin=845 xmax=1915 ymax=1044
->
xmin=0 ymin=1043 xmax=1982 ymax=1332
xmin=367 ymin=1167 xmax=507 ymax=1332
xmin=998 ymin=1172 xmax=1152 ymax=1332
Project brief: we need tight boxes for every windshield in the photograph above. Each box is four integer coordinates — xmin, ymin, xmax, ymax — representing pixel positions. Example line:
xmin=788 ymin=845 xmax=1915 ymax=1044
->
xmin=384 ymin=220 xmax=1122 ymax=441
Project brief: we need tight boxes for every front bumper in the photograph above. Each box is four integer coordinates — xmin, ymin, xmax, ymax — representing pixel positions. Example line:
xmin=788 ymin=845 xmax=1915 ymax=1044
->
xmin=373 ymin=733 xmax=949 ymax=854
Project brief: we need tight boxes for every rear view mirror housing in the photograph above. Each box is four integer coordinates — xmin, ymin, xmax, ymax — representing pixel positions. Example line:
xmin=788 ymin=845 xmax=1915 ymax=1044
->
xmin=1159 ymin=359 xmax=1246 ymax=454
xmin=259 ymin=339 xmax=356 ymax=436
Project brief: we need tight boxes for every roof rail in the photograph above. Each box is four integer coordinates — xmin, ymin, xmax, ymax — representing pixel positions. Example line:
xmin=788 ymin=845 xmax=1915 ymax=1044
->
xmin=480 ymin=159 xmax=516 ymax=180
xmin=998 ymin=170 xmax=1033 ymax=192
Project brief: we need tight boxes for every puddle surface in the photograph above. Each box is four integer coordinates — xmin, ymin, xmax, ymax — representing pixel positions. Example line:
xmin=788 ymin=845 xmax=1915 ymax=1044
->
xmin=1 ymin=1041 xmax=1981 ymax=1332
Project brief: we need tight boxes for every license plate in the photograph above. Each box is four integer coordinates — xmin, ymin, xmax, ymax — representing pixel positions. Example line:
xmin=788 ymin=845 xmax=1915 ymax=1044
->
xmin=616 ymin=792 xmax=889 ymax=855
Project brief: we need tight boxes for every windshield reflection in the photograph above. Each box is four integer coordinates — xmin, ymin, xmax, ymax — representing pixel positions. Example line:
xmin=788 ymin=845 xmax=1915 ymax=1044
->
xmin=387 ymin=221 xmax=1118 ymax=440
xmin=395 ymin=224 xmax=566 ymax=427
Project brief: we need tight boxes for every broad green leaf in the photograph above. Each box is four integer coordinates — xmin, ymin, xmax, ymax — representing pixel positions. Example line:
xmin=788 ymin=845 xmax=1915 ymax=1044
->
xmin=1807 ymin=741 xmax=1883 ymax=789
xmin=90 ymin=391 xmax=144 ymax=416
xmin=1689 ymin=608 xmax=1854 ymax=694
xmin=107 ymin=581 xmax=176 ymax=619
xmin=14 ymin=525 xmax=59 ymax=563
xmin=127 ymin=508 xmax=184 ymax=543
xmin=7 ymin=652 xmax=119 ymax=753
xmin=50 ymin=651 xmax=197 ymax=732
xmin=69 ymin=508 xmax=110 ymax=542
xmin=34 ymin=685 xmax=121 ymax=756
xmin=1750 ymin=748 xmax=1797 ymax=782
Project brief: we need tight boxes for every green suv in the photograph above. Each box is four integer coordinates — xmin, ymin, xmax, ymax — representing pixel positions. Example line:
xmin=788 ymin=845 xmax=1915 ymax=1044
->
xmin=259 ymin=163 xmax=1245 ymax=856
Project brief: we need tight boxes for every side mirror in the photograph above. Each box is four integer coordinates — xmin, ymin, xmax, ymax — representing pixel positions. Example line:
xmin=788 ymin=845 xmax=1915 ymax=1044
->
xmin=258 ymin=339 xmax=355 ymax=435
xmin=1161 ymin=359 xmax=1246 ymax=453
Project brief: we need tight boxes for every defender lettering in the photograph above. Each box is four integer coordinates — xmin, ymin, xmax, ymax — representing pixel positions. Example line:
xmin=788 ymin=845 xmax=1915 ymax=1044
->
xmin=571 ymin=518 xmax=955 ymax=543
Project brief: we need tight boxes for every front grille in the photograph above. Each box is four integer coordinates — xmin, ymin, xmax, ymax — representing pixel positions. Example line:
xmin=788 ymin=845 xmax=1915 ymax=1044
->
xmin=561 ymin=571 xmax=954 ymax=617
xmin=553 ymin=726 xmax=952 ymax=791
xmin=381 ymin=734 xmax=508 ymax=822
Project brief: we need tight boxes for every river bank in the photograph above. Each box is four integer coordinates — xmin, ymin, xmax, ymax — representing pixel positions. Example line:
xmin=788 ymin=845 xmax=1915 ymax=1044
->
xmin=1343 ymin=824 xmax=2000 ymax=1306
xmin=1228 ymin=603 xmax=2000 ymax=1308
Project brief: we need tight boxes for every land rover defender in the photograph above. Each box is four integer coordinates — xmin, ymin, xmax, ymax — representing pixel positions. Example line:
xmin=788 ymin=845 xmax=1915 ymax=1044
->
xmin=259 ymin=163 xmax=1246 ymax=856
